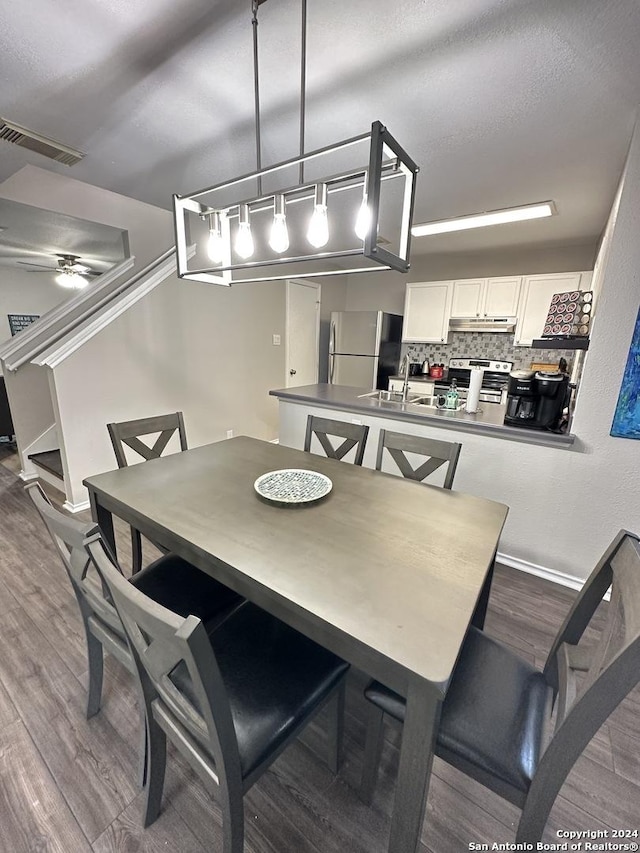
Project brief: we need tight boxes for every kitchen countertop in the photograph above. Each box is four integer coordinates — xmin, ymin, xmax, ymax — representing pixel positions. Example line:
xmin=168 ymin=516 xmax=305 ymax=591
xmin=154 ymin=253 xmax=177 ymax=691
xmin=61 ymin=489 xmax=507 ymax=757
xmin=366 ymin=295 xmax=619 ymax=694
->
xmin=270 ymin=383 xmax=576 ymax=448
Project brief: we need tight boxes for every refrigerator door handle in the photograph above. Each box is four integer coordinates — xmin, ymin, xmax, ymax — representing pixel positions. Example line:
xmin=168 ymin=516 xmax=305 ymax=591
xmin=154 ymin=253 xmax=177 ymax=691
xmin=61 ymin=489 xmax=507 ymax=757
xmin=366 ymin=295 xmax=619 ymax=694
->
xmin=329 ymin=322 xmax=336 ymax=383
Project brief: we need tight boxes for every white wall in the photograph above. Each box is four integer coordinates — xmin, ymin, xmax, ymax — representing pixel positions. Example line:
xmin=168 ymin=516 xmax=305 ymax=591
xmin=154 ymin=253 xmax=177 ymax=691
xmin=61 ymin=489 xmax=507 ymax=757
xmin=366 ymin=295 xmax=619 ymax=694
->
xmin=51 ymin=271 xmax=288 ymax=506
xmin=345 ymin=243 xmax=597 ymax=312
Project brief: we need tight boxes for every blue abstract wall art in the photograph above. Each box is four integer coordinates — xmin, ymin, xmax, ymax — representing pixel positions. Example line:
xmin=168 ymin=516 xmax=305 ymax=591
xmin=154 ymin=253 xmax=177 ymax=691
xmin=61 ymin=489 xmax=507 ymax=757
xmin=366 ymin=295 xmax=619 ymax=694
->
xmin=611 ymin=305 xmax=640 ymax=439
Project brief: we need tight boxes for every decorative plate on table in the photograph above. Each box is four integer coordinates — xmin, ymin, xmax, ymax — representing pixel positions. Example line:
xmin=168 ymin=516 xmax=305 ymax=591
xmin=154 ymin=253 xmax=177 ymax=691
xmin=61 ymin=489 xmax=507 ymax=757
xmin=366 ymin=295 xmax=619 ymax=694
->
xmin=254 ymin=468 xmax=332 ymax=507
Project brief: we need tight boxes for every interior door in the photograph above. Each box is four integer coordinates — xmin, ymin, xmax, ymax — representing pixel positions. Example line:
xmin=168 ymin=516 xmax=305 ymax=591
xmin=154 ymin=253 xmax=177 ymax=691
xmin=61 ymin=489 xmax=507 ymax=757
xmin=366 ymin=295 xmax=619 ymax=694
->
xmin=286 ymin=280 xmax=320 ymax=387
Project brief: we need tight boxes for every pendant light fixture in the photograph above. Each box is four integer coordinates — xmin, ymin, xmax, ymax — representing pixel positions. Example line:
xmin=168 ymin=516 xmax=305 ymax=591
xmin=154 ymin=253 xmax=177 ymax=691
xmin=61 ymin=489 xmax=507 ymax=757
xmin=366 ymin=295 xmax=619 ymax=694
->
xmin=173 ymin=0 xmax=418 ymax=285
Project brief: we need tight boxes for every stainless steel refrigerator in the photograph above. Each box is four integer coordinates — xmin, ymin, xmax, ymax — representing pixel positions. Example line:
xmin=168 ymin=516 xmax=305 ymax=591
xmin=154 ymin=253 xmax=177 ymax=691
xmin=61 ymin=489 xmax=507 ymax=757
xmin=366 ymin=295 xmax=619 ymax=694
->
xmin=328 ymin=311 xmax=403 ymax=389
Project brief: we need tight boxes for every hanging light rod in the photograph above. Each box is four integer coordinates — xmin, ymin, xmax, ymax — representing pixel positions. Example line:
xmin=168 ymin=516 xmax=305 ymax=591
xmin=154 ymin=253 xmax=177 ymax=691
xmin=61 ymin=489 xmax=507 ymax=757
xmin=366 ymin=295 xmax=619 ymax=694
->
xmin=411 ymin=201 xmax=556 ymax=237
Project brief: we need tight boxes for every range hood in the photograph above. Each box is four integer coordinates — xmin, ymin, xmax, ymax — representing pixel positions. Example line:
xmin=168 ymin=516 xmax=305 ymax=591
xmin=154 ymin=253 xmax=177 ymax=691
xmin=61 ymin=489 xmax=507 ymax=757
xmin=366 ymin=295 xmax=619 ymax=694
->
xmin=449 ymin=317 xmax=516 ymax=333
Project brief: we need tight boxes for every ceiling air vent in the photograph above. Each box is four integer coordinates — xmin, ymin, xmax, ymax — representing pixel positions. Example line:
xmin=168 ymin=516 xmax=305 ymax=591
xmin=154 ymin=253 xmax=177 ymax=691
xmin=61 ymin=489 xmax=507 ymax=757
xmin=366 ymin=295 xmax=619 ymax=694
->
xmin=0 ymin=117 xmax=84 ymax=166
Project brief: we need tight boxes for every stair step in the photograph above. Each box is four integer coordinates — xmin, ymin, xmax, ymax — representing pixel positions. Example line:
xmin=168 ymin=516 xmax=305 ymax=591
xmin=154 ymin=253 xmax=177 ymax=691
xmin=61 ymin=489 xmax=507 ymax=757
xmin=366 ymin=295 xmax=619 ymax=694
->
xmin=28 ymin=449 xmax=63 ymax=479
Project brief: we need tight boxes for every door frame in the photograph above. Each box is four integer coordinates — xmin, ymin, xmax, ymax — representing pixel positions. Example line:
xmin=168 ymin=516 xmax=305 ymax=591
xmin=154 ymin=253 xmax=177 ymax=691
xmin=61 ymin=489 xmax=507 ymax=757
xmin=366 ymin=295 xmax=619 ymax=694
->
xmin=285 ymin=279 xmax=321 ymax=387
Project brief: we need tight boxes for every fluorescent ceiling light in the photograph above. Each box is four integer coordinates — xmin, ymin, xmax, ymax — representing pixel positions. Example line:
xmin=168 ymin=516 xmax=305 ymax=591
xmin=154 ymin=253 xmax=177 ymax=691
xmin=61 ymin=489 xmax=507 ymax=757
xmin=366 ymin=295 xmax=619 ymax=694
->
xmin=411 ymin=201 xmax=556 ymax=237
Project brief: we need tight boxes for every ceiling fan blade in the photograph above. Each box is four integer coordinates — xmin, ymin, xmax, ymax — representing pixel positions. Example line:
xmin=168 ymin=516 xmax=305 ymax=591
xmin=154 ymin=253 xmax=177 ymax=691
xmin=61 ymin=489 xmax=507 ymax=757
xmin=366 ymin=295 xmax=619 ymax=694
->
xmin=17 ymin=260 xmax=56 ymax=270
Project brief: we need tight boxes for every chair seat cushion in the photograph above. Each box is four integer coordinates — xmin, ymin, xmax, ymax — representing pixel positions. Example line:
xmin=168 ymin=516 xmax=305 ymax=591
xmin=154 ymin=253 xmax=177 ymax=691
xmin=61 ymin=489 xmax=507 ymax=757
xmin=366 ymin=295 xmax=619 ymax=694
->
xmin=173 ymin=602 xmax=349 ymax=778
xmin=132 ymin=554 xmax=243 ymax=624
xmin=436 ymin=627 xmax=551 ymax=793
xmin=365 ymin=627 xmax=551 ymax=794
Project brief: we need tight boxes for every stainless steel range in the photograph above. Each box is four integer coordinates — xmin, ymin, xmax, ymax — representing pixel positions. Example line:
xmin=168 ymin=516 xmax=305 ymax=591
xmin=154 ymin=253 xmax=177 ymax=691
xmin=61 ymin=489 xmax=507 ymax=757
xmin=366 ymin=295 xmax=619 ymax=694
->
xmin=434 ymin=358 xmax=513 ymax=404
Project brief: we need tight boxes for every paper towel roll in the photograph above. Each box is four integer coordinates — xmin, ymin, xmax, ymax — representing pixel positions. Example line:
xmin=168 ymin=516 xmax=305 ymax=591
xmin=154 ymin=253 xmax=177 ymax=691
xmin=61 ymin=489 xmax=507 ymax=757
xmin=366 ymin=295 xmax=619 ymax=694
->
xmin=465 ymin=368 xmax=484 ymax=413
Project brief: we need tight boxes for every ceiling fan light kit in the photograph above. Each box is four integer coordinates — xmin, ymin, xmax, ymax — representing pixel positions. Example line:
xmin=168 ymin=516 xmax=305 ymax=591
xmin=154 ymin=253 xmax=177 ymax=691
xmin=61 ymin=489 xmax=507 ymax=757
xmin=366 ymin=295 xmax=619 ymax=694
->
xmin=173 ymin=0 xmax=418 ymax=285
xmin=55 ymin=269 xmax=89 ymax=289
xmin=53 ymin=254 xmax=91 ymax=289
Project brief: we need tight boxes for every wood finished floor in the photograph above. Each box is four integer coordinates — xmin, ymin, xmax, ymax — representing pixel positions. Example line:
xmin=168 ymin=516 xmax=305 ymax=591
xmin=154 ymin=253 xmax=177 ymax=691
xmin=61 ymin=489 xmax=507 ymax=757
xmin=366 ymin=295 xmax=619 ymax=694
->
xmin=0 ymin=443 xmax=638 ymax=852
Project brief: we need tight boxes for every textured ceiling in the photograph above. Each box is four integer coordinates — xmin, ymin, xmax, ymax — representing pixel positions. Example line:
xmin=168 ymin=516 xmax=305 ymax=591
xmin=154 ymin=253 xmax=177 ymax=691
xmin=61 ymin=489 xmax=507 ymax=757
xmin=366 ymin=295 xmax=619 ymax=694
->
xmin=0 ymin=0 xmax=638 ymax=261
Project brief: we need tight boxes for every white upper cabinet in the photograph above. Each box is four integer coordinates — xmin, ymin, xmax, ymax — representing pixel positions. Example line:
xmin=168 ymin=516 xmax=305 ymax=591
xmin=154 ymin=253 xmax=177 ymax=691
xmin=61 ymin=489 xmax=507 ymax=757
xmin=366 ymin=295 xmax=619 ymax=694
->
xmin=402 ymin=281 xmax=453 ymax=342
xmin=451 ymin=277 xmax=522 ymax=318
xmin=514 ymin=272 xmax=593 ymax=346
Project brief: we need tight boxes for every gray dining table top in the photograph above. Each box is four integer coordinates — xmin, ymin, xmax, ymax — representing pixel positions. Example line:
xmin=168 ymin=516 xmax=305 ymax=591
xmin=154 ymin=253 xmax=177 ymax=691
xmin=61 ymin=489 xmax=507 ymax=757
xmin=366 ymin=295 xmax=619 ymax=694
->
xmin=84 ymin=436 xmax=508 ymax=696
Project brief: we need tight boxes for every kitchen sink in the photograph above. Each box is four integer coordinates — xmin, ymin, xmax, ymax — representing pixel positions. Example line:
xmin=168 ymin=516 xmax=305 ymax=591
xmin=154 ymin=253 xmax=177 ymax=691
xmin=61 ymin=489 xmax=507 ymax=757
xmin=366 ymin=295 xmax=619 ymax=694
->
xmin=358 ymin=390 xmax=466 ymax=410
xmin=358 ymin=389 xmax=426 ymax=404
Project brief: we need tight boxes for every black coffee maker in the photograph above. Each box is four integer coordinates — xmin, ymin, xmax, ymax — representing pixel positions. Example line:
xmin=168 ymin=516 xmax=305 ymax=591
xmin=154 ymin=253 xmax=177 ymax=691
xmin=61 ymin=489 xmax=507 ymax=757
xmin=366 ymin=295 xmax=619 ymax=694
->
xmin=504 ymin=370 xmax=569 ymax=431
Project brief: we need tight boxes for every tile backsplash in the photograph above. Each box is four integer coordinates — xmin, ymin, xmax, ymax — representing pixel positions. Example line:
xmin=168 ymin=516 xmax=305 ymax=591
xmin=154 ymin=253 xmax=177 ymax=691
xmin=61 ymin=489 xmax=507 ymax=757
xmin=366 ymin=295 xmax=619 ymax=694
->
xmin=402 ymin=332 xmax=579 ymax=371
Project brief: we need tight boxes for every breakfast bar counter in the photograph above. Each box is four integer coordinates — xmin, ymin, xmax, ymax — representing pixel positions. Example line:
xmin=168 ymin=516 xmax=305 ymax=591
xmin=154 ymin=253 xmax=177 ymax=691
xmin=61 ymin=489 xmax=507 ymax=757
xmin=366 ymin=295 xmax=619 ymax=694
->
xmin=270 ymin=383 xmax=575 ymax=449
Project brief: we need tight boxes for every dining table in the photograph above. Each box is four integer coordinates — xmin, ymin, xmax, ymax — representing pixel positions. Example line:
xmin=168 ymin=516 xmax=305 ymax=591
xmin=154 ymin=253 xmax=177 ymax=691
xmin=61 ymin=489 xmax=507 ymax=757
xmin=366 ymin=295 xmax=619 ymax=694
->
xmin=83 ymin=435 xmax=508 ymax=853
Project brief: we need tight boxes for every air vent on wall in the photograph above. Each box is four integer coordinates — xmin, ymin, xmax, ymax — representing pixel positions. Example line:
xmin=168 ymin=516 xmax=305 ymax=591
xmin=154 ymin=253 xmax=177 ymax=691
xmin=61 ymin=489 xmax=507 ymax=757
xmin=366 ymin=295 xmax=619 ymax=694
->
xmin=0 ymin=117 xmax=84 ymax=166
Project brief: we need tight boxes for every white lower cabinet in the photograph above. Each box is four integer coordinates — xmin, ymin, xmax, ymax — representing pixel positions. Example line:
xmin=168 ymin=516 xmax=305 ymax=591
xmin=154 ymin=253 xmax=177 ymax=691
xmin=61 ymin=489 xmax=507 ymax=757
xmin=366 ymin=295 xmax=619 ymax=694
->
xmin=402 ymin=281 xmax=453 ymax=343
xmin=514 ymin=272 xmax=593 ymax=346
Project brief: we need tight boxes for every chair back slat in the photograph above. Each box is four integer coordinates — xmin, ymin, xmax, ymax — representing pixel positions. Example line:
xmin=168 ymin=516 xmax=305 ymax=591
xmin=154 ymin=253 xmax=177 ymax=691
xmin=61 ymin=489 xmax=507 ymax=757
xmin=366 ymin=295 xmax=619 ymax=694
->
xmin=86 ymin=535 xmax=241 ymax=779
xmin=545 ymin=531 xmax=640 ymax=741
xmin=304 ymin=416 xmax=369 ymax=465
xmin=376 ymin=430 xmax=462 ymax=489
xmin=107 ymin=412 xmax=187 ymax=468
xmin=26 ymin=483 xmax=125 ymax=636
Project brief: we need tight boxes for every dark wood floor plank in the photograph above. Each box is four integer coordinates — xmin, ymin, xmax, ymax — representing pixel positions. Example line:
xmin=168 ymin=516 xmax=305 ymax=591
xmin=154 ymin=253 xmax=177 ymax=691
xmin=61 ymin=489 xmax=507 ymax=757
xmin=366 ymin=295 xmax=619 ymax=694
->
xmin=0 ymin=606 xmax=139 ymax=843
xmin=0 ymin=720 xmax=91 ymax=853
xmin=560 ymin=753 xmax=640 ymax=829
xmin=91 ymin=793 xmax=207 ymax=853
xmin=0 ymin=672 xmax=19 ymax=729
xmin=608 ymin=724 xmax=640 ymax=786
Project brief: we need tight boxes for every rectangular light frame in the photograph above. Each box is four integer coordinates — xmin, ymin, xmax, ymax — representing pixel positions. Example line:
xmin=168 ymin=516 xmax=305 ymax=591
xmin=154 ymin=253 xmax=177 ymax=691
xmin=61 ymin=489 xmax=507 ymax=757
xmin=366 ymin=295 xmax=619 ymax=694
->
xmin=173 ymin=121 xmax=418 ymax=285
xmin=411 ymin=201 xmax=556 ymax=237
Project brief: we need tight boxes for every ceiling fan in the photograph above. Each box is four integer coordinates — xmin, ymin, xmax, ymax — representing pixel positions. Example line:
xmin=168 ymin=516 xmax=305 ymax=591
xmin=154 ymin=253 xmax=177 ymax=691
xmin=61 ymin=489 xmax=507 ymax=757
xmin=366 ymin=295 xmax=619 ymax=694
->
xmin=18 ymin=253 xmax=100 ymax=289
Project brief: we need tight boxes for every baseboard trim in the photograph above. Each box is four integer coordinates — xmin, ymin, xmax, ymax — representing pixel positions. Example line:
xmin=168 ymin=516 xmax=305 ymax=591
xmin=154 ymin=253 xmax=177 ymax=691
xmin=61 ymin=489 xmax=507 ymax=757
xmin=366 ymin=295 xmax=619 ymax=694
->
xmin=19 ymin=469 xmax=39 ymax=482
xmin=497 ymin=550 xmax=585 ymax=592
xmin=63 ymin=498 xmax=91 ymax=514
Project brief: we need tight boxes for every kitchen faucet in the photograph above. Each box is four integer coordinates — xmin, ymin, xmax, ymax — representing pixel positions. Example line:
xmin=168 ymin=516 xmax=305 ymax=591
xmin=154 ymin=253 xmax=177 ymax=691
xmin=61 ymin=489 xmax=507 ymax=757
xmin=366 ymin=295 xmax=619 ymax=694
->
xmin=401 ymin=355 xmax=410 ymax=402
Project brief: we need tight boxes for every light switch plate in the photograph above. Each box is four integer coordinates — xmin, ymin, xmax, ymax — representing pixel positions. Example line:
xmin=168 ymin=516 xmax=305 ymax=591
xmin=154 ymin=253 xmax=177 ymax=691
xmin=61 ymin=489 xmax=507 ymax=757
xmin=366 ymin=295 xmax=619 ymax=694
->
xmin=272 ymin=334 xmax=281 ymax=345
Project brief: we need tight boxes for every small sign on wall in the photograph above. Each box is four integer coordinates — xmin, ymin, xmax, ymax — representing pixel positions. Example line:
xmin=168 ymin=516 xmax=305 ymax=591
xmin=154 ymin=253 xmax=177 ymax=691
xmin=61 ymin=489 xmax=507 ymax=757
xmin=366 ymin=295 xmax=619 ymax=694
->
xmin=7 ymin=313 xmax=40 ymax=336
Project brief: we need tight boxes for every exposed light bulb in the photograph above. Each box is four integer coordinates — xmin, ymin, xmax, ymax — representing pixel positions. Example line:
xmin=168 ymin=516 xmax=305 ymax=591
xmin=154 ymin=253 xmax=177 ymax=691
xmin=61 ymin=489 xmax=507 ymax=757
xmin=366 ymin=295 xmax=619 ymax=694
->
xmin=355 ymin=196 xmax=370 ymax=241
xmin=235 ymin=204 xmax=254 ymax=259
xmin=207 ymin=211 xmax=224 ymax=263
xmin=269 ymin=195 xmax=289 ymax=253
xmin=307 ymin=184 xmax=329 ymax=248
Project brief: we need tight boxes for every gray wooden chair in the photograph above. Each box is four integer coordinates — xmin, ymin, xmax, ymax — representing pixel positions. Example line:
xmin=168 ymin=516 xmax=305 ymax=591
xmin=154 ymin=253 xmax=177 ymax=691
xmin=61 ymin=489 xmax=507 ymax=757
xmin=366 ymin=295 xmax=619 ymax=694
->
xmin=107 ymin=412 xmax=188 ymax=573
xmin=86 ymin=533 xmax=349 ymax=853
xmin=26 ymin=483 xmax=242 ymax=782
xmin=375 ymin=429 xmax=461 ymax=488
xmin=304 ymin=415 xmax=369 ymax=465
xmin=360 ymin=530 xmax=640 ymax=843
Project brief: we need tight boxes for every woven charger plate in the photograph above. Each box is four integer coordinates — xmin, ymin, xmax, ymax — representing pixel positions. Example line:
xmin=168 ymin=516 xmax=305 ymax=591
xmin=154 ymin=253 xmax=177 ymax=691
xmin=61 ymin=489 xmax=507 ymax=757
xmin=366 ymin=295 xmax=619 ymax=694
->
xmin=254 ymin=468 xmax=332 ymax=507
